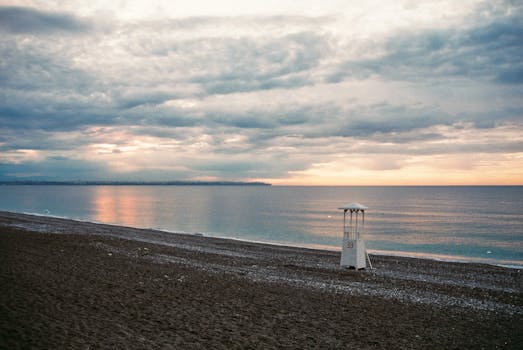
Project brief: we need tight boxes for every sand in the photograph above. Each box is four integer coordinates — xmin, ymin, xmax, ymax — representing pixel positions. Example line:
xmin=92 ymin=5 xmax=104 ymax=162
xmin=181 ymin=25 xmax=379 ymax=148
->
xmin=0 ymin=211 xmax=521 ymax=349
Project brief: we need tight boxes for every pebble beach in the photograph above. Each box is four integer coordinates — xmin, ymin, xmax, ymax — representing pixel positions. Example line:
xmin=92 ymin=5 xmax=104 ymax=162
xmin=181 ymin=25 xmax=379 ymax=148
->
xmin=1 ymin=211 xmax=521 ymax=349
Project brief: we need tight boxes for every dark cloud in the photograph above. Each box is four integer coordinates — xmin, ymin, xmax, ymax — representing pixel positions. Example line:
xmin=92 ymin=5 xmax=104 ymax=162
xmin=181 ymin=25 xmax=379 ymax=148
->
xmin=210 ymin=114 xmax=275 ymax=129
xmin=128 ymin=104 xmax=200 ymax=128
xmin=114 ymin=90 xmax=174 ymax=109
xmin=0 ymin=129 xmax=87 ymax=151
xmin=357 ymin=138 xmax=523 ymax=156
xmin=180 ymin=32 xmax=331 ymax=95
xmin=495 ymin=69 xmax=523 ymax=84
xmin=114 ymin=26 xmax=330 ymax=97
xmin=193 ymin=160 xmax=260 ymax=173
xmin=0 ymin=39 xmax=93 ymax=91
xmin=205 ymin=106 xmax=316 ymax=130
xmin=0 ymin=158 xmax=108 ymax=181
xmin=0 ymin=6 xmax=91 ymax=34
xmin=464 ymin=106 xmax=523 ymax=129
xmin=126 ymin=126 xmax=197 ymax=140
xmin=294 ymin=103 xmax=455 ymax=139
xmin=187 ymin=156 xmax=310 ymax=179
xmin=329 ymin=15 xmax=523 ymax=85
xmin=366 ymin=131 xmax=444 ymax=144
xmin=0 ymin=101 xmax=118 ymax=132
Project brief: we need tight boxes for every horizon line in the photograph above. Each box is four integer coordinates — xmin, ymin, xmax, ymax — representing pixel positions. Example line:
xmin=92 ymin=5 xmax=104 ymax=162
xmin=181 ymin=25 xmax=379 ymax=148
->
xmin=1 ymin=180 xmax=522 ymax=187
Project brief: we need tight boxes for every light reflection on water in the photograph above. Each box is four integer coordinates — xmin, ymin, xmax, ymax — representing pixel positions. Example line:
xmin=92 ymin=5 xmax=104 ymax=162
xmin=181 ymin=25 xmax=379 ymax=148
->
xmin=0 ymin=185 xmax=522 ymax=266
xmin=92 ymin=186 xmax=147 ymax=228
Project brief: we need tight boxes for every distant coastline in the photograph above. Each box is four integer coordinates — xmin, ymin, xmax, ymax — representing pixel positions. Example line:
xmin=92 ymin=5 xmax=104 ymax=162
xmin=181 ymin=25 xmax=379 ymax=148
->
xmin=0 ymin=180 xmax=271 ymax=186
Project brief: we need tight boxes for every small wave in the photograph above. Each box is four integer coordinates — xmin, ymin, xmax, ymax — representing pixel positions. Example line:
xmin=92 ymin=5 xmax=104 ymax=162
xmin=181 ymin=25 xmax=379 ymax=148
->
xmin=369 ymin=249 xmax=523 ymax=269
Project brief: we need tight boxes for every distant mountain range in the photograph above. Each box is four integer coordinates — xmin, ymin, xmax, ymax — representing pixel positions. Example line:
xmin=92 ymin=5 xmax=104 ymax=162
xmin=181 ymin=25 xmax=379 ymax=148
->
xmin=0 ymin=180 xmax=271 ymax=186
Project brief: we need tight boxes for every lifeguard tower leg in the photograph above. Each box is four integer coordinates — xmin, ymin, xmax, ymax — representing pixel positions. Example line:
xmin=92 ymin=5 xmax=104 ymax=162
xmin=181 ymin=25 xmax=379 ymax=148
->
xmin=365 ymin=249 xmax=373 ymax=269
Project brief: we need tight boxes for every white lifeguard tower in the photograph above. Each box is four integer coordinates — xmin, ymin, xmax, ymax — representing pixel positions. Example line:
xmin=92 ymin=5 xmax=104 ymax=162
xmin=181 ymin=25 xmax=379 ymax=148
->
xmin=339 ymin=202 xmax=372 ymax=269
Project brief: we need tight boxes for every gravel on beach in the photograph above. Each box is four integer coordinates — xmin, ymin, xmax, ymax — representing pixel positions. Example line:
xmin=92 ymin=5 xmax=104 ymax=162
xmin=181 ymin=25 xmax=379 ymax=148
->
xmin=1 ymin=211 xmax=521 ymax=349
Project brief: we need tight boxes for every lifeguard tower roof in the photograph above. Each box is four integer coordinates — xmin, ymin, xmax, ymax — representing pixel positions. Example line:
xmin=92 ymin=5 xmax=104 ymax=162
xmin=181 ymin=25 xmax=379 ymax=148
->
xmin=338 ymin=202 xmax=368 ymax=211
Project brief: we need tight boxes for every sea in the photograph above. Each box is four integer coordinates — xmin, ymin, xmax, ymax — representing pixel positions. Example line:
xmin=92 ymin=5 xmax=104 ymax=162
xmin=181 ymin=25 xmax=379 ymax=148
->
xmin=0 ymin=185 xmax=521 ymax=268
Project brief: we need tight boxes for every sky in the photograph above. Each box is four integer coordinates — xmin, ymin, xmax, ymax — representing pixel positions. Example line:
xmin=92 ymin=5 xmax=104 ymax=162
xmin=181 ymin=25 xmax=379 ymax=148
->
xmin=0 ymin=0 xmax=522 ymax=185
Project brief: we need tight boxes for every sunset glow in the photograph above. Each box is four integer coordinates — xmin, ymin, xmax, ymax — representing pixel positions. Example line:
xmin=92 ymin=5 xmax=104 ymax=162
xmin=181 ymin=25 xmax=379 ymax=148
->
xmin=1 ymin=1 xmax=522 ymax=185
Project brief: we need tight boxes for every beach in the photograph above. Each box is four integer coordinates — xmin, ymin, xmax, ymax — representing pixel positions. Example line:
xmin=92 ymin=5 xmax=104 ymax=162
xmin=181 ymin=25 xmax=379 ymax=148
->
xmin=0 ymin=211 xmax=521 ymax=349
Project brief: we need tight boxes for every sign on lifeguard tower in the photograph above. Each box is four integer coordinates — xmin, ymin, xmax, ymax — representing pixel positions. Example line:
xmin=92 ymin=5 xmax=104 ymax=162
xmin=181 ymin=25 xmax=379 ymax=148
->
xmin=338 ymin=202 xmax=372 ymax=269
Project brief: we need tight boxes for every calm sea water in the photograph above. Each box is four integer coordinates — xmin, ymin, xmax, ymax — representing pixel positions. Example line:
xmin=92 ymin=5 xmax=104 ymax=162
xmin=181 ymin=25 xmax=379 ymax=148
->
xmin=0 ymin=185 xmax=522 ymax=267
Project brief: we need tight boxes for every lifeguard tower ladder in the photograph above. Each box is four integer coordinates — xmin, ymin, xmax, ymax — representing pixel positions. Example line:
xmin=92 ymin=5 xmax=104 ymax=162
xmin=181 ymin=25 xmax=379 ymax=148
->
xmin=339 ymin=202 xmax=372 ymax=269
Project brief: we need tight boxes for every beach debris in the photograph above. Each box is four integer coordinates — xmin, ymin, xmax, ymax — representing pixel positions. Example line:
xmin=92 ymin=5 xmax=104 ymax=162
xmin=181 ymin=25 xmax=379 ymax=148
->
xmin=107 ymin=252 xmax=113 ymax=256
xmin=137 ymin=247 xmax=150 ymax=255
xmin=487 ymin=250 xmax=492 ymax=254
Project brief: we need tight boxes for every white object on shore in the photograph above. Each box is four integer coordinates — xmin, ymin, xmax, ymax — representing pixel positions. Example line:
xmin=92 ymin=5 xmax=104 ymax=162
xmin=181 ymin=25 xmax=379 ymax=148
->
xmin=338 ymin=202 xmax=372 ymax=269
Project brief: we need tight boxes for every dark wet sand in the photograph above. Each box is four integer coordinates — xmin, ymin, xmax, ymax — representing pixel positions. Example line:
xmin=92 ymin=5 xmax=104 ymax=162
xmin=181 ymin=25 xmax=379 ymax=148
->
xmin=0 ymin=211 xmax=521 ymax=349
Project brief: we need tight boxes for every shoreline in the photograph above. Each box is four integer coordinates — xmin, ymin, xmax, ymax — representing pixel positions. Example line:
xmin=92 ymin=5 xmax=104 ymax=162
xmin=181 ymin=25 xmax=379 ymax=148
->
xmin=5 ymin=210 xmax=523 ymax=269
xmin=1 ymin=210 xmax=521 ymax=304
xmin=1 ymin=210 xmax=522 ymax=348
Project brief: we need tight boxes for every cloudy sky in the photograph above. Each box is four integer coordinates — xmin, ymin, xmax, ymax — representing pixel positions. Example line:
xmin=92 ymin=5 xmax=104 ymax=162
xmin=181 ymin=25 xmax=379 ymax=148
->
xmin=0 ymin=0 xmax=522 ymax=185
